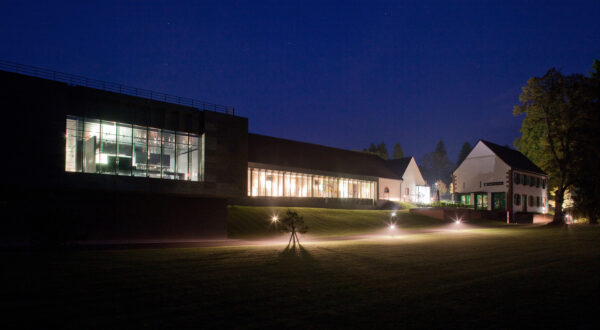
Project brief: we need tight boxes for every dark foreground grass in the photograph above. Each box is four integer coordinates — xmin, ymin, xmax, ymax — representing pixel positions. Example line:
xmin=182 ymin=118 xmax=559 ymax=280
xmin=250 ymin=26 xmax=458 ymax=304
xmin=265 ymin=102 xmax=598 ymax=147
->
xmin=228 ymin=206 xmax=445 ymax=238
xmin=4 ymin=224 xmax=600 ymax=329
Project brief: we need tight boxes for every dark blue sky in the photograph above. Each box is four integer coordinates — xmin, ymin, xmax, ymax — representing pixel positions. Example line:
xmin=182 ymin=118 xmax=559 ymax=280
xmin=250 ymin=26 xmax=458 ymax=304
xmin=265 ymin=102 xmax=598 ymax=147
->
xmin=2 ymin=1 xmax=599 ymax=161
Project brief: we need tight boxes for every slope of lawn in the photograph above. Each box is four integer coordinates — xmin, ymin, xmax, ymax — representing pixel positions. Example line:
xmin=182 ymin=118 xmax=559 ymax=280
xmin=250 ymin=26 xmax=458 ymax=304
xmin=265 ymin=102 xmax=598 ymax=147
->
xmin=393 ymin=201 xmax=419 ymax=209
xmin=227 ymin=205 xmax=448 ymax=238
xmin=4 ymin=225 xmax=600 ymax=329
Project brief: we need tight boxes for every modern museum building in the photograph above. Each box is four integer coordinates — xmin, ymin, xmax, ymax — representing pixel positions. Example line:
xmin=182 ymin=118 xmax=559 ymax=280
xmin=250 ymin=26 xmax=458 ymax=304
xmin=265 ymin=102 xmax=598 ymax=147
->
xmin=1 ymin=62 xmax=429 ymax=241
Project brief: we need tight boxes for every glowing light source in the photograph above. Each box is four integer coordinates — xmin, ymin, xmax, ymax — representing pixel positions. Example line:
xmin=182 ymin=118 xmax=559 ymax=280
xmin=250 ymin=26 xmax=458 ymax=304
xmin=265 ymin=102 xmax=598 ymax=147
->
xmin=391 ymin=212 xmax=397 ymax=217
xmin=454 ymin=217 xmax=462 ymax=224
xmin=271 ymin=215 xmax=279 ymax=223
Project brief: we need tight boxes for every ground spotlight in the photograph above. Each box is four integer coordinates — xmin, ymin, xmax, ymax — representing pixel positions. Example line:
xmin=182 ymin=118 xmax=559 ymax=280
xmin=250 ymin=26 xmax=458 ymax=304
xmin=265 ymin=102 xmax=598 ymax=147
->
xmin=391 ymin=212 xmax=397 ymax=217
xmin=454 ymin=217 xmax=462 ymax=224
xmin=272 ymin=215 xmax=279 ymax=223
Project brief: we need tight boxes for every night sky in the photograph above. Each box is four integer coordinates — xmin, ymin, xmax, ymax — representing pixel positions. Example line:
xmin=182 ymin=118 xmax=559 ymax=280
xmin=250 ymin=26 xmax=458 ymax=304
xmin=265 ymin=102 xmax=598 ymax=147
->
xmin=2 ymin=1 xmax=599 ymax=161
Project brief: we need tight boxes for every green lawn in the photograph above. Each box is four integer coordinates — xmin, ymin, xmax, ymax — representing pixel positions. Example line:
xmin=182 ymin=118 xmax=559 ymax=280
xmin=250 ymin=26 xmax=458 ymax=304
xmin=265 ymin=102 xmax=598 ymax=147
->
xmin=227 ymin=206 xmax=446 ymax=238
xmin=4 ymin=224 xmax=600 ymax=329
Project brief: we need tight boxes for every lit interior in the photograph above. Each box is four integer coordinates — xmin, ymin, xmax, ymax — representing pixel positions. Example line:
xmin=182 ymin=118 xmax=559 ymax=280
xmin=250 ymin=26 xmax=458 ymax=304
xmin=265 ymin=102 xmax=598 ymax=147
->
xmin=65 ymin=116 xmax=201 ymax=181
xmin=247 ymin=167 xmax=376 ymax=200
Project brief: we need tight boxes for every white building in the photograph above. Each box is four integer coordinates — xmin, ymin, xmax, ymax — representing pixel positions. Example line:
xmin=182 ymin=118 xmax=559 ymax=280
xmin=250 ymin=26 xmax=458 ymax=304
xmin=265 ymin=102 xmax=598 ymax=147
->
xmin=453 ymin=140 xmax=548 ymax=221
xmin=386 ymin=157 xmax=430 ymax=203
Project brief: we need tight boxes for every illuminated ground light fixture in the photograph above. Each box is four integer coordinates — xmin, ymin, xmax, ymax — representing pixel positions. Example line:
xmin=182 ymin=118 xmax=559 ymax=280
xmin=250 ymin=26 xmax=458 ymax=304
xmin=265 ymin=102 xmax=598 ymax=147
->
xmin=454 ymin=217 xmax=462 ymax=224
xmin=271 ymin=215 xmax=279 ymax=223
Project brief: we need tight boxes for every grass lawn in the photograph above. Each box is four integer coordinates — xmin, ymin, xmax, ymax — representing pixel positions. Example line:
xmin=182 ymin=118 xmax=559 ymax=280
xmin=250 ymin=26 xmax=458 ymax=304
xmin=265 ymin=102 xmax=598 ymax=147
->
xmin=4 ymin=223 xmax=600 ymax=329
xmin=227 ymin=206 xmax=445 ymax=239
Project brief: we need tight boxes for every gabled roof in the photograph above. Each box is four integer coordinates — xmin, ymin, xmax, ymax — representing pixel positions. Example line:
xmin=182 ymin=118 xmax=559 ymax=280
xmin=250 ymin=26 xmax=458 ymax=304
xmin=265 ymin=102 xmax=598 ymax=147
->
xmin=479 ymin=140 xmax=547 ymax=175
xmin=248 ymin=133 xmax=402 ymax=180
xmin=386 ymin=157 xmax=413 ymax=178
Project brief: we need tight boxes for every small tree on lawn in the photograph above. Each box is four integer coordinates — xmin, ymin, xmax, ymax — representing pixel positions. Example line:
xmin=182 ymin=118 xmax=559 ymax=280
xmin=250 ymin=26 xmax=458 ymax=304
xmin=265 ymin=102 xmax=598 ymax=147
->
xmin=280 ymin=209 xmax=308 ymax=247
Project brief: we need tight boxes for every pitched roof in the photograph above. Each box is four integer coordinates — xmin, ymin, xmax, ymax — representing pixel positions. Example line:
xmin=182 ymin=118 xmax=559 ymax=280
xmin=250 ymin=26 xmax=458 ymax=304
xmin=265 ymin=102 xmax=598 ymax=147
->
xmin=386 ymin=157 xmax=413 ymax=178
xmin=248 ymin=133 xmax=401 ymax=180
xmin=479 ymin=140 xmax=547 ymax=175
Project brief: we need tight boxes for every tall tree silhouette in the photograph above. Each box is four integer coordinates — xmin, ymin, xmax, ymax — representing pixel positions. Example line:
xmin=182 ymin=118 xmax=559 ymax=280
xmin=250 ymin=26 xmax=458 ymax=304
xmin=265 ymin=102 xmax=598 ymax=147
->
xmin=421 ymin=140 xmax=454 ymax=190
xmin=392 ymin=143 xmax=405 ymax=159
xmin=456 ymin=142 xmax=472 ymax=165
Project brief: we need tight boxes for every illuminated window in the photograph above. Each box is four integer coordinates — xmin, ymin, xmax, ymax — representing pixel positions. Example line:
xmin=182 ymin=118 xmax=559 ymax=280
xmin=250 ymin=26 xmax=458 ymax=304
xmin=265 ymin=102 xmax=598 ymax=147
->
xmin=492 ymin=192 xmax=506 ymax=211
xmin=461 ymin=194 xmax=471 ymax=205
xmin=65 ymin=116 xmax=202 ymax=181
xmin=133 ymin=126 xmax=148 ymax=177
xmin=246 ymin=167 xmax=376 ymax=200
xmin=176 ymin=133 xmax=189 ymax=180
xmin=475 ymin=193 xmax=488 ymax=210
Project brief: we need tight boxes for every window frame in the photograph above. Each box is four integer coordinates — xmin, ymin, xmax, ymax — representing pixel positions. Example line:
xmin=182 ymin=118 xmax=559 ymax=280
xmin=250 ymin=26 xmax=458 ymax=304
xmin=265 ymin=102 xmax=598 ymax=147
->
xmin=65 ymin=116 xmax=201 ymax=182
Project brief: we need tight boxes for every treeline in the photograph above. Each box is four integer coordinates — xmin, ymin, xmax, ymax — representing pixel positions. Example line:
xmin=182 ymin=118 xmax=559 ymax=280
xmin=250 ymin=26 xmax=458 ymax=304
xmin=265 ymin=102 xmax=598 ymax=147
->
xmin=364 ymin=140 xmax=474 ymax=199
xmin=362 ymin=142 xmax=405 ymax=160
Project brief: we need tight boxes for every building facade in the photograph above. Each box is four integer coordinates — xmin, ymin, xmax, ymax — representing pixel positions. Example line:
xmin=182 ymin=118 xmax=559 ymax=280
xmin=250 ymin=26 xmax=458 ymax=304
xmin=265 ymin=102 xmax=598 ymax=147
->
xmin=386 ymin=157 xmax=430 ymax=203
xmin=452 ymin=140 xmax=548 ymax=222
xmin=1 ymin=62 xmax=437 ymax=241
xmin=242 ymin=134 xmax=401 ymax=208
xmin=1 ymin=64 xmax=247 ymax=241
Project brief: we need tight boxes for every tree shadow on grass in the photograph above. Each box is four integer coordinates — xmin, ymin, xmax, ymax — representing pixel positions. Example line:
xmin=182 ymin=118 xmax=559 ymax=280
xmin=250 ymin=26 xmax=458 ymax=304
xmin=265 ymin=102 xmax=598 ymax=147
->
xmin=278 ymin=241 xmax=317 ymax=264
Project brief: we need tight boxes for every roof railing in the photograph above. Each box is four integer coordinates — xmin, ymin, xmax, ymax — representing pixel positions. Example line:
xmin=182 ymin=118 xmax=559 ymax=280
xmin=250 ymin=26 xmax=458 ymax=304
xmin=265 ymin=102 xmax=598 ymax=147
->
xmin=0 ymin=60 xmax=235 ymax=115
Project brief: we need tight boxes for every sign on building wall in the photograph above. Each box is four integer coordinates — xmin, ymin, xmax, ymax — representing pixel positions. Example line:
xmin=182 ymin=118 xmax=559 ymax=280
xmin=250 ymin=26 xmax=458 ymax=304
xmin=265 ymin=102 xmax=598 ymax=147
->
xmin=483 ymin=181 xmax=504 ymax=187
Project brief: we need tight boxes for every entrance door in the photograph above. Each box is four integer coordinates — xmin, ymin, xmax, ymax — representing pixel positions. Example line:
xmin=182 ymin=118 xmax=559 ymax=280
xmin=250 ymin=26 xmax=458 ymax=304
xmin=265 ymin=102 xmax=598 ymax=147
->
xmin=492 ymin=192 xmax=506 ymax=211
xmin=522 ymin=194 xmax=527 ymax=212
xmin=475 ymin=193 xmax=488 ymax=210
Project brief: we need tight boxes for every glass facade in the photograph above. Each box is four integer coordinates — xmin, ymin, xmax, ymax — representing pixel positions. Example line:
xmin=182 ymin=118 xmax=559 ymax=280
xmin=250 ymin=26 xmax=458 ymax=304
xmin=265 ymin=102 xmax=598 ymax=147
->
xmin=65 ymin=116 xmax=201 ymax=181
xmin=247 ymin=167 xmax=376 ymax=200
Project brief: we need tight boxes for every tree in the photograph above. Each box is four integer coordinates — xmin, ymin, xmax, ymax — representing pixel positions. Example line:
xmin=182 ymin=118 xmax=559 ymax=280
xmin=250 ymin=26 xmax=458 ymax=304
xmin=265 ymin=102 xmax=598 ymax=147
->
xmin=590 ymin=58 xmax=600 ymax=78
xmin=435 ymin=140 xmax=447 ymax=155
xmin=420 ymin=140 xmax=454 ymax=191
xmin=364 ymin=142 xmax=389 ymax=159
xmin=514 ymin=68 xmax=595 ymax=224
xmin=392 ymin=143 xmax=405 ymax=159
xmin=456 ymin=142 xmax=472 ymax=165
xmin=280 ymin=209 xmax=308 ymax=246
xmin=571 ymin=59 xmax=600 ymax=224
xmin=376 ymin=142 xmax=389 ymax=160
xmin=434 ymin=180 xmax=448 ymax=195
xmin=367 ymin=143 xmax=377 ymax=154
